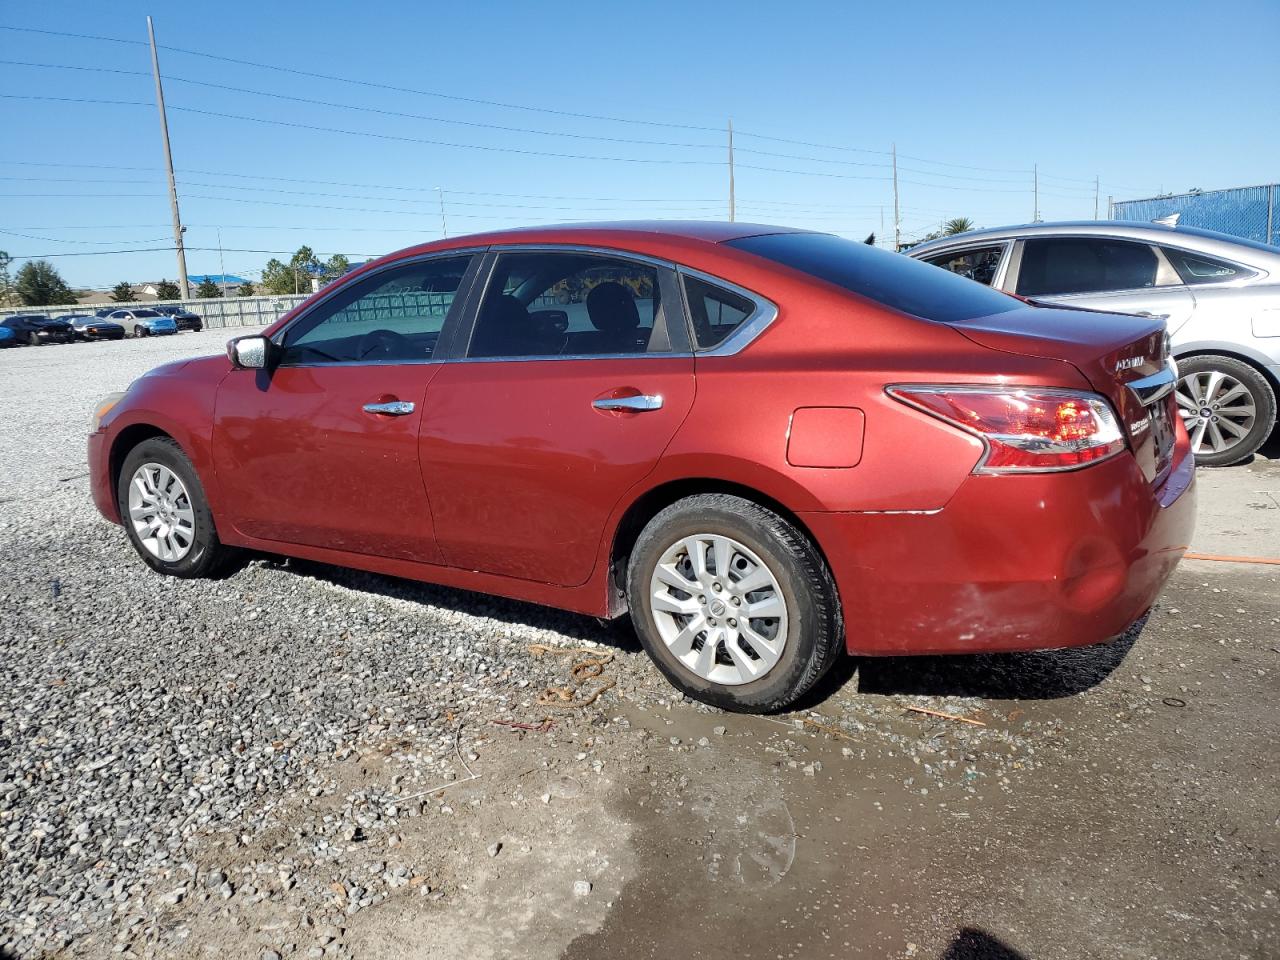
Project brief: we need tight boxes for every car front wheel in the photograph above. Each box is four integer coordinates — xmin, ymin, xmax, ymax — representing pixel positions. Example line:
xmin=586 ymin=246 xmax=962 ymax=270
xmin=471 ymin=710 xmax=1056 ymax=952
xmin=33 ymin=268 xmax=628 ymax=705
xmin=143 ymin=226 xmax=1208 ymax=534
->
xmin=117 ymin=437 xmax=233 ymax=578
xmin=27 ymin=332 xmax=40 ymax=346
xmin=627 ymin=493 xmax=844 ymax=713
xmin=1175 ymin=355 xmax=1277 ymax=466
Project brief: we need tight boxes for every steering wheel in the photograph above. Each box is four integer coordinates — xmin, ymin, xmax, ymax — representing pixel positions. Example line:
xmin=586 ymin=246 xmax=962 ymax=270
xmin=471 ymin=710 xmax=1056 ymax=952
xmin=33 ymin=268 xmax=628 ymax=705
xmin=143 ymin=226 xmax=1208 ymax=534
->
xmin=356 ymin=328 xmax=410 ymax=361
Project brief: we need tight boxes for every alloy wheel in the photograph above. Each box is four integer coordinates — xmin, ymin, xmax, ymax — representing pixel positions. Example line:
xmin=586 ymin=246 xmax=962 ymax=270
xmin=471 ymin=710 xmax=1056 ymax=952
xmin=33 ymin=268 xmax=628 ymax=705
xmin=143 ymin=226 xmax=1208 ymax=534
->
xmin=1175 ymin=370 xmax=1257 ymax=457
xmin=127 ymin=462 xmax=196 ymax=562
xmin=648 ymin=533 xmax=788 ymax=686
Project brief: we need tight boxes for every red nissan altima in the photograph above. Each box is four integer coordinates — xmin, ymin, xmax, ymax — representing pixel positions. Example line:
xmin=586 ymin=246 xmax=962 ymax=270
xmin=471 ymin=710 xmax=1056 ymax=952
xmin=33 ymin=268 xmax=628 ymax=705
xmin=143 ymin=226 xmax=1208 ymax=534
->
xmin=88 ymin=222 xmax=1195 ymax=712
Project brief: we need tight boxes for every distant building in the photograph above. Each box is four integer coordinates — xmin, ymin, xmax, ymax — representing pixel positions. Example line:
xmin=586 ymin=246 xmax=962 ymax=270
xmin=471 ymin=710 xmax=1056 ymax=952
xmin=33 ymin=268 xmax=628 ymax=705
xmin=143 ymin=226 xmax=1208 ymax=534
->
xmin=1111 ymin=184 xmax=1278 ymax=247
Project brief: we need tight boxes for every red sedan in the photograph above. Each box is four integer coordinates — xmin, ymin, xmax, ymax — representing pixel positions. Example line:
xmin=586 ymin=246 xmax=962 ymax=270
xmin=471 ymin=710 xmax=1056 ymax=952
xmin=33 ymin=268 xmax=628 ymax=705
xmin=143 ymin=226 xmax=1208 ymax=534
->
xmin=88 ymin=222 xmax=1195 ymax=712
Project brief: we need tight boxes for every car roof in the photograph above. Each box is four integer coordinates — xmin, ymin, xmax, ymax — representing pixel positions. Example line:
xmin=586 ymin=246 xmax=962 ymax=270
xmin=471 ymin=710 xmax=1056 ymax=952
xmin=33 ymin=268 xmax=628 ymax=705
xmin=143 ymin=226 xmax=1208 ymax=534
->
xmin=368 ymin=220 xmax=811 ymax=266
xmin=908 ymin=220 xmax=1280 ymax=266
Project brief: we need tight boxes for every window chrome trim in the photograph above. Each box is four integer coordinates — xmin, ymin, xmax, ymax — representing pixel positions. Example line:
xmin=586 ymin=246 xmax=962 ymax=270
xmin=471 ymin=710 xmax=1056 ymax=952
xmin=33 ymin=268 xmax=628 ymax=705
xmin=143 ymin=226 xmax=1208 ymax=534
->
xmin=676 ymin=266 xmax=779 ymax=357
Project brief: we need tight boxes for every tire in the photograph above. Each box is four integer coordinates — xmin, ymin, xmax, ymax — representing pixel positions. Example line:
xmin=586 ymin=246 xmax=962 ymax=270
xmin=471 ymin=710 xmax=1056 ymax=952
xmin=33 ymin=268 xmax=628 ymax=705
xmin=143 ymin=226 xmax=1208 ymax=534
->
xmin=117 ymin=437 xmax=233 ymax=578
xmin=1175 ymin=355 xmax=1277 ymax=467
xmin=626 ymin=494 xmax=844 ymax=713
xmin=133 ymin=326 xmax=146 ymax=338
xmin=27 ymin=332 xmax=39 ymax=346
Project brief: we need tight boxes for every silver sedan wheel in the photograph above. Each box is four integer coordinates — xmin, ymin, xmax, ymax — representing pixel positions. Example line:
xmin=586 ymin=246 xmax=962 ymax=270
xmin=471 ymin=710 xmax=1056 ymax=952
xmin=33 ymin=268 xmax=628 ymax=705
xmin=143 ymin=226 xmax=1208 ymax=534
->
xmin=648 ymin=533 xmax=788 ymax=687
xmin=127 ymin=462 xmax=196 ymax=562
xmin=1175 ymin=370 xmax=1257 ymax=456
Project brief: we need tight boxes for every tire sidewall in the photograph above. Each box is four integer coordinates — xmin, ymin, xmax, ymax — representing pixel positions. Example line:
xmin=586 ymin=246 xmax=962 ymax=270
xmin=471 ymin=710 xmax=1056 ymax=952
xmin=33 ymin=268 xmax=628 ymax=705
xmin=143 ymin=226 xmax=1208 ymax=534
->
xmin=117 ymin=439 xmax=221 ymax=578
xmin=628 ymin=499 xmax=836 ymax=712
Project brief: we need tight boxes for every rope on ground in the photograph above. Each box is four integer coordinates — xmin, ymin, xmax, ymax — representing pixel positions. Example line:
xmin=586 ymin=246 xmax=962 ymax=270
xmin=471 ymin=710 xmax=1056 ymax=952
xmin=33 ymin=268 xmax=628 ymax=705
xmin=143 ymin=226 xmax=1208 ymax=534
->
xmin=527 ymin=643 xmax=616 ymax=709
xmin=1183 ymin=551 xmax=1280 ymax=566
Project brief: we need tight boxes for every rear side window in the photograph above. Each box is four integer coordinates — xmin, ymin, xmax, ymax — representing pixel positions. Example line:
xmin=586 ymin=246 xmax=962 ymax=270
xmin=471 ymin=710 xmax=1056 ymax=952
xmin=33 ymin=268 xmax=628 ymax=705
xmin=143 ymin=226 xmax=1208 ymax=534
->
xmin=1017 ymin=238 xmax=1160 ymax=296
xmin=1161 ymin=247 xmax=1255 ymax=285
xmin=727 ymin=232 xmax=1019 ymax=323
xmin=922 ymin=245 xmax=1005 ymax=287
xmin=468 ymin=251 xmax=663 ymax=358
xmin=682 ymin=275 xmax=756 ymax=348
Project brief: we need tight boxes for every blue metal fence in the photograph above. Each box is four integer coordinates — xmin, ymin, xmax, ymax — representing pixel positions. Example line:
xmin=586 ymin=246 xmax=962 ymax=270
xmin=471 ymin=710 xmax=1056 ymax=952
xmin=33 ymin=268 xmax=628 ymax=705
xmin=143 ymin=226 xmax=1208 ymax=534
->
xmin=1111 ymin=184 xmax=1278 ymax=247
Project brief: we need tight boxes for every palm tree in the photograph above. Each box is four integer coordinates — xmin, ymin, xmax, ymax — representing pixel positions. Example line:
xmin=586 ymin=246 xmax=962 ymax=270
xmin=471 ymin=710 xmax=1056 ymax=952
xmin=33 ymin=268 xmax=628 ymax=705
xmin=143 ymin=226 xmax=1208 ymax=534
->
xmin=942 ymin=217 xmax=976 ymax=236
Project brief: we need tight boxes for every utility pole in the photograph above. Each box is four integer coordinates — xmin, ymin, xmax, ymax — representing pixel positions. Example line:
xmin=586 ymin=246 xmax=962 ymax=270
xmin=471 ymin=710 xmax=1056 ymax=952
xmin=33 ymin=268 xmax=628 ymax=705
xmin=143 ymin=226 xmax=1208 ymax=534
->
xmin=146 ymin=16 xmax=189 ymax=300
xmin=435 ymin=186 xmax=448 ymax=238
xmin=891 ymin=143 xmax=900 ymax=251
xmin=727 ymin=119 xmax=736 ymax=222
xmin=1093 ymin=176 xmax=1100 ymax=220
xmin=217 ymin=228 xmax=227 ymax=297
xmin=1033 ymin=163 xmax=1039 ymax=222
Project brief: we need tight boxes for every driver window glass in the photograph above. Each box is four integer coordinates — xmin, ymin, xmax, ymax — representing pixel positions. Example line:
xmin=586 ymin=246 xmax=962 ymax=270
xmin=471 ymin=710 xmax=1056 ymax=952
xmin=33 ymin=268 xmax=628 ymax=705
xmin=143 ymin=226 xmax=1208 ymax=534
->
xmin=280 ymin=256 xmax=473 ymax=365
xmin=468 ymin=252 xmax=661 ymax=358
xmin=1016 ymin=238 xmax=1160 ymax=296
xmin=923 ymin=245 xmax=1003 ymax=286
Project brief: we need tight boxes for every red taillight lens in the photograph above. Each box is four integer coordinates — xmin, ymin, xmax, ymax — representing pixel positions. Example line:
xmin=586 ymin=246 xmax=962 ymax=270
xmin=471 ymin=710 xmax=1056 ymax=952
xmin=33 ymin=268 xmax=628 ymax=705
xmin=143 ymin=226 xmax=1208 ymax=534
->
xmin=887 ymin=386 xmax=1127 ymax=473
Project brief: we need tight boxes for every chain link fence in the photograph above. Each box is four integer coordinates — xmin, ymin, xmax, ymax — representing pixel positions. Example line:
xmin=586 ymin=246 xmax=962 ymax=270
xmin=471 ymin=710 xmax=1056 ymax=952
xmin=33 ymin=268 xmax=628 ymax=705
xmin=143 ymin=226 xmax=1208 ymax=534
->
xmin=0 ymin=294 xmax=310 ymax=328
xmin=1111 ymin=184 xmax=1279 ymax=247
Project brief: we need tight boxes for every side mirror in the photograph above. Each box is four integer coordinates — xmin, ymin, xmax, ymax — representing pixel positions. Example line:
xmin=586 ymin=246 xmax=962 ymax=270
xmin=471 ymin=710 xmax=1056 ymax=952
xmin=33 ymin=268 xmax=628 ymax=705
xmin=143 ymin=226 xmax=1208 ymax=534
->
xmin=227 ymin=335 xmax=271 ymax=369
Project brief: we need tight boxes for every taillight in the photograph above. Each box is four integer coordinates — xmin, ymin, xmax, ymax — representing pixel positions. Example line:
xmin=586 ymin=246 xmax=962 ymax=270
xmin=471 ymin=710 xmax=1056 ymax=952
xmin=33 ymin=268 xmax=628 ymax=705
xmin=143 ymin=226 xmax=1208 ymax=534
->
xmin=887 ymin=385 xmax=1126 ymax=474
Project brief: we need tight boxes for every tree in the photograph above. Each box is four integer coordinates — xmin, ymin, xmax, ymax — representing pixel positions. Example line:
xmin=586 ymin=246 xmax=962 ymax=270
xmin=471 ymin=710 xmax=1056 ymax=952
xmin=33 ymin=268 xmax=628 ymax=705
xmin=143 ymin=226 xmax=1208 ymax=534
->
xmin=0 ymin=251 xmax=16 ymax=307
xmin=15 ymin=260 xmax=77 ymax=306
xmin=110 ymin=281 xmax=137 ymax=303
xmin=259 ymin=258 xmax=295 ymax=295
xmin=237 ymin=280 xmax=256 ymax=297
xmin=195 ymin=276 xmax=223 ymax=299
xmin=322 ymin=253 xmax=350 ymax=281
xmin=154 ymin=278 xmax=181 ymax=301
xmin=942 ymin=217 xmax=976 ymax=236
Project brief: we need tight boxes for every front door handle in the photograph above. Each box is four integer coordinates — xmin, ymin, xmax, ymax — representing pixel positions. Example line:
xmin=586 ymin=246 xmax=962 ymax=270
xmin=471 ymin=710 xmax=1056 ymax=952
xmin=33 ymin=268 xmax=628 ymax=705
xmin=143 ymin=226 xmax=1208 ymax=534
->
xmin=363 ymin=400 xmax=415 ymax=416
xmin=592 ymin=394 xmax=663 ymax=413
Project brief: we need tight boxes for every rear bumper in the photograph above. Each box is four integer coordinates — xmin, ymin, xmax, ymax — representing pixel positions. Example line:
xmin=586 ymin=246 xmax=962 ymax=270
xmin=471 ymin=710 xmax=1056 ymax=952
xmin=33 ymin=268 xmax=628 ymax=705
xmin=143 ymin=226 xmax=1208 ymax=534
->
xmin=803 ymin=433 xmax=1196 ymax=656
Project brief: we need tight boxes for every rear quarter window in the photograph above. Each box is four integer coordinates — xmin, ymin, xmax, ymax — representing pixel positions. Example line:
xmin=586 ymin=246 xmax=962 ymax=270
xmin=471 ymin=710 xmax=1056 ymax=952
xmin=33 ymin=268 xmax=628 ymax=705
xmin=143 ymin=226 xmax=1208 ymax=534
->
xmin=727 ymin=232 xmax=1020 ymax=323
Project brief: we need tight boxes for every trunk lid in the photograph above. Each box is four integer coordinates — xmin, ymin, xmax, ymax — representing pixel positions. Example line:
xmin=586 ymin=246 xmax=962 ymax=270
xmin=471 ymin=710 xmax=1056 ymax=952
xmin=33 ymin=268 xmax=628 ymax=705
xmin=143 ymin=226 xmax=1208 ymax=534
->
xmin=951 ymin=306 xmax=1177 ymax=484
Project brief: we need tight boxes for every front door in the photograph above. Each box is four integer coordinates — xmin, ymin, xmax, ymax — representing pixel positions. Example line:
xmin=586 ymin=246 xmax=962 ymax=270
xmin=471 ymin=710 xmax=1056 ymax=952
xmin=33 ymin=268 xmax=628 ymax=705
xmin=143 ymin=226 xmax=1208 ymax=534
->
xmin=420 ymin=249 xmax=695 ymax=586
xmin=212 ymin=254 xmax=478 ymax=563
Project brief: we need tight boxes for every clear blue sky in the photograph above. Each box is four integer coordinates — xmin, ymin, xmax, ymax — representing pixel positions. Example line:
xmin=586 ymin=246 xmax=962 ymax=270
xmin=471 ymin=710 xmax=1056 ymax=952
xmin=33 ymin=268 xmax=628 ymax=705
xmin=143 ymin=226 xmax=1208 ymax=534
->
xmin=2 ymin=0 xmax=1277 ymax=289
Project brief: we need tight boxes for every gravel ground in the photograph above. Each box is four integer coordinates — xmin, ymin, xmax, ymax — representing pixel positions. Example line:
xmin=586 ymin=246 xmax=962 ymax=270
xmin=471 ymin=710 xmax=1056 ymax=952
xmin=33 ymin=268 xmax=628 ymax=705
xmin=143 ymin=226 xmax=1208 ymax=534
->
xmin=1 ymin=333 xmax=1277 ymax=960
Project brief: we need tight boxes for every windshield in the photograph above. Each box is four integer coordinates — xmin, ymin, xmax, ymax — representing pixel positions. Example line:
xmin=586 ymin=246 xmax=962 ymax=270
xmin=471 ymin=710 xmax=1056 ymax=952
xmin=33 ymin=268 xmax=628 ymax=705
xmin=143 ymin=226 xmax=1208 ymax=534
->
xmin=133 ymin=310 xmax=162 ymax=318
xmin=726 ymin=232 xmax=1021 ymax=323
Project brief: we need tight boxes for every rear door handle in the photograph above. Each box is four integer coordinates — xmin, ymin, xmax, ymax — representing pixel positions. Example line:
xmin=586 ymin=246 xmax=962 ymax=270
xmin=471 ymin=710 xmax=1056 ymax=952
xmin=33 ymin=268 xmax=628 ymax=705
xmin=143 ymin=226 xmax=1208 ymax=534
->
xmin=592 ymin=394 xmax=663 ymax=413
xmin=363 ymin=400 xmax=415 ymax=416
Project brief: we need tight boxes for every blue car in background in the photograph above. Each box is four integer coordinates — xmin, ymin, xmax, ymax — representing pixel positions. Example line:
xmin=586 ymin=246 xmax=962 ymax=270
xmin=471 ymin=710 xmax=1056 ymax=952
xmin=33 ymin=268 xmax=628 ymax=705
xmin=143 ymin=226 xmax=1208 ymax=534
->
xmin=106 ymin=308 xmax=178 ymax=338
xmin=0 ymin=325 xmax=17 ymax=348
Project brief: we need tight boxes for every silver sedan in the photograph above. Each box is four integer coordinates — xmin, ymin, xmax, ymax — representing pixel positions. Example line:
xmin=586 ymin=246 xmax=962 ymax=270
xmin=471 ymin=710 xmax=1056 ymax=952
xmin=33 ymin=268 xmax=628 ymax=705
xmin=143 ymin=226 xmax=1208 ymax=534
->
xmin=909 ymin=221 xmax=1280 ymax=466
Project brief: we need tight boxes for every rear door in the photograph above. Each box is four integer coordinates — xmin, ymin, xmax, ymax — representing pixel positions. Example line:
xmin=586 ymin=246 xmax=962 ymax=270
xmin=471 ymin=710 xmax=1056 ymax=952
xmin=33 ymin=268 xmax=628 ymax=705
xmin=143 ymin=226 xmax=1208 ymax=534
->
xmin=419 ymin=248 xmax=695 ymax=586
xmin=1009 ymin=236 xmax=1195 ymax=330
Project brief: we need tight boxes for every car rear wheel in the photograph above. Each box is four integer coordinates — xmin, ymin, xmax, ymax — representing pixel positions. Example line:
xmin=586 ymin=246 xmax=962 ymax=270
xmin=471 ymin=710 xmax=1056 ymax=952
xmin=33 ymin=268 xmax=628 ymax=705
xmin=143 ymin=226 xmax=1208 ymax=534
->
xmin=1175 ymin=355 xmax=1276 ymax=466
xmin=134 ymin=325 xmax=146 ymax=338
xmin=27 ymin=332 xmax=39 ymax=346
xmin=627 ymin=494 xmax=843 ymax=713
xmin=117 ymin=437 xmax=232 ymax=578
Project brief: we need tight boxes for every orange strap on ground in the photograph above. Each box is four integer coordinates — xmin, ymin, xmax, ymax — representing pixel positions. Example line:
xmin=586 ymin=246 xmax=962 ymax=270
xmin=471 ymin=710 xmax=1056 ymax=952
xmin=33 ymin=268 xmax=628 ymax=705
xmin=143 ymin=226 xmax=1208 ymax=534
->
xmin=1183 ymin=552 xmax=1280 ymax=566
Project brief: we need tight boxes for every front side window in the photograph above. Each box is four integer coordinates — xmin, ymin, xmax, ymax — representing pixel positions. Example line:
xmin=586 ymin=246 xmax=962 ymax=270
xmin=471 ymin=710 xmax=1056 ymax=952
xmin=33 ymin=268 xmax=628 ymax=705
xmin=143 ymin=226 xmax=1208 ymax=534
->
xmin=923 ymin=245 xmax=1005 ymax=287
xmin=1161 ymin=247 xmax=1256 ymax=285
xmin=468 ymin=252 xmax=663 ymax=358
xmin=1016 ymin=238 xmax=1160 ymax=297
xmin=279 ymin=255 xmax=473 ymax=365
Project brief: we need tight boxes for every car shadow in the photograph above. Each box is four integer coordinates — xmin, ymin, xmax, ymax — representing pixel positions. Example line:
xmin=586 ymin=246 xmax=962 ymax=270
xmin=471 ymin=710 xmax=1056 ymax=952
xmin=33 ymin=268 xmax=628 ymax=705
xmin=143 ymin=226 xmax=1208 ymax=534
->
xmin=939 ymin=928 xmax=1030 ymax=960
xmin=260 ymin=555 xmax=1140 ymax=707
xmin=274 ymin=556 xmax=642 ymax=652
xmin=795 ymin=616 xmax=1144 ymax=709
